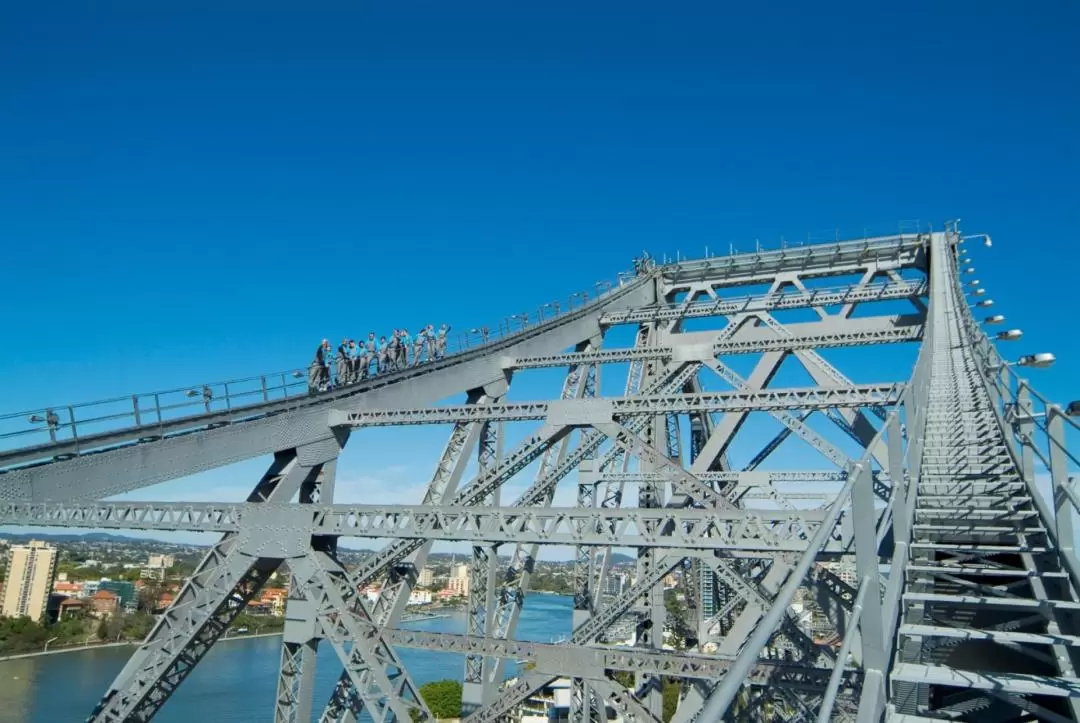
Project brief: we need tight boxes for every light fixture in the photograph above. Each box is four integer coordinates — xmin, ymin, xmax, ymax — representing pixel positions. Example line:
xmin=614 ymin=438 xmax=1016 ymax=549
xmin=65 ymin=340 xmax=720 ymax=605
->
xmin=984 ymin=315 xmax=1005 ymax=324
xmin=968 ymin=280 xmax=980 ymax=286
xmin=972 ymin=288 xmax=987 ymax=296
xmin=1017 ymin=353 xmax=1055 ymax=369
xmin=997 ymin=329 xmax=1023 ymax=341
xmin=292 ymin=371 xmax=303 ymax=378
xmin=977 ymin=300 xmax=993 ymax=307
xmin=964 ymin=267 xmax=975 ymax=273
xmin=1067 ymin=401 xmax=1080 ymax=417
xmin=185 ymin=390 xmax=199 ymax=398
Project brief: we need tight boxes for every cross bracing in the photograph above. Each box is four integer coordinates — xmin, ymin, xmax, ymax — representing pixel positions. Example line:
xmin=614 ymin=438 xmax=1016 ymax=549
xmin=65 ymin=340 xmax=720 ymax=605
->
xmin=1 ymin=227 xmax=1077 ymax=722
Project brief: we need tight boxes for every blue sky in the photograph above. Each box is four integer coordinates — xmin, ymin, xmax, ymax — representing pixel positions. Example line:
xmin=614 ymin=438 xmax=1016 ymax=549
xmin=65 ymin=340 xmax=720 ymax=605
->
xmin=1 ymin=2 xmax=1077 ymax=552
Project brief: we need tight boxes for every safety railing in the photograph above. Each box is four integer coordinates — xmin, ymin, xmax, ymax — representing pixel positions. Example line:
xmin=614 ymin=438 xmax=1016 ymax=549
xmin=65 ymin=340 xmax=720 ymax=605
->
xmin=0 ymin=266 xmax=643 ymax=460
xmin=955 ymin=243 xmax=1080 ymax=588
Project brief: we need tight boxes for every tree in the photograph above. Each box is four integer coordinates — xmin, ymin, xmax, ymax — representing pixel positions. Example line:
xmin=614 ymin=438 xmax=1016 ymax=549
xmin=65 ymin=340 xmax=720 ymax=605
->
xmin=96 ymin=616 xmax=110 ymax=640
xmin=138 ymin=580 xmax=165 ymax=612
xmin=662 ymin=678 xmax=680 ymax=722
xmin=418 ymin=679 xmax=462 ymax=719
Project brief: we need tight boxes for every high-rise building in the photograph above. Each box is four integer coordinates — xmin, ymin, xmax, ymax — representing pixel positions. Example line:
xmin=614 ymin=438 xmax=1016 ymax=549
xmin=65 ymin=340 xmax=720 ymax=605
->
xmin=447 ymin=563 xmax=470 ymax=597
xmin=1 ymin=540 xmax=59 ymax=622
xmin=417 ymin=567 xmax=435 ymax=588
xmin=602 ymin=571 xmax=627 ymax=597
xmin=147 ymin=553 xmax=175 ymax=569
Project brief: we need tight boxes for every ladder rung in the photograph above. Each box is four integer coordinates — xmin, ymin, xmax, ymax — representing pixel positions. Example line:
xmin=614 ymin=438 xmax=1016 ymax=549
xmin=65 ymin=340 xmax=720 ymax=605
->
xmin=903 ymin=592 xmax=1080 ymax=611
xmin=890 ymin=663 xmax=1080 ymax=698
xmin=899 ymin=623 xmax=1080 ymax=647
xmin=905 ymin=564 xmax=1067 ymax=579
xmin=910 ymin=542 xmax=1048 ymax=553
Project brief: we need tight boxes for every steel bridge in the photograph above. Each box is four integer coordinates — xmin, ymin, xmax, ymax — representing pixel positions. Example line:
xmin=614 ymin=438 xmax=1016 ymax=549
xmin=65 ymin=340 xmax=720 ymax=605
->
xmin=2 ymin=225 xmax=1078 ymax=722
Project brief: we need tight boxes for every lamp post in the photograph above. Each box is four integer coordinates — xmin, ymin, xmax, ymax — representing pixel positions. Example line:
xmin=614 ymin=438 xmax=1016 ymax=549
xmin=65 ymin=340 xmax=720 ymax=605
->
xmin=991 ymin=353 xmax=1056 ymax=371
xmin=962 ymin=233 xmax=993 ymax=248
xmin=44 ymin=636 xmax=59 ymax=653
xmin=1017 ymin=353 xmax=1056 ymax=369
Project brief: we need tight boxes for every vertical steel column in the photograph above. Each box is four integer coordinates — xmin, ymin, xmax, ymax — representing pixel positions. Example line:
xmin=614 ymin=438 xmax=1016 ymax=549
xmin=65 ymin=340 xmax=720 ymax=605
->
xmin=275 ymin=458 xmax=338 ymax=722
xmin=327 ymin=393 xmax=491 ymax=723
xmin=634 ymin=331 xmax=668 ymax=720
xmin=462 ymin=410 xmax=503 ymax=712
xmin=1049 ymin=409 xmax=1075 ymax=560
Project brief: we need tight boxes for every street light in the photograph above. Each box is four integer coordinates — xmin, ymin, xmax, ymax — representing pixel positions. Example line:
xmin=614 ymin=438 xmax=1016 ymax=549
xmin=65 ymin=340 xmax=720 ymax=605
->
xmin=964 ymin=267 xmax=976 ymax=273
xmin=970 ymin=288 xmax=986 ymax=296
xmin=996 ymin=329 xmax=1023 ymax=341
xmin=976 ymin=299 xmax=994 ymax=307
xmin=1066 ymin=401 xmax=1080 ymax=417
xmin=984 ymin=315 xmax=1006 ymax=324
xmin=967 ymin=279 xmax=980 ymax=287
xmin=1017 ymin=353 xmax=1056 ymax=369
xmin=962 ymin=233 xmax=992 ymax=248
xmin=44 ymin=636 xmax=59 ymax=653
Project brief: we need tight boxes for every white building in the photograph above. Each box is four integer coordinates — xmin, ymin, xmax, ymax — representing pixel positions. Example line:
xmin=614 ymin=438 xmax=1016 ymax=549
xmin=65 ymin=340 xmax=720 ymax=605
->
xmin=147 ymin=554 xmax=176 ymax=569
xmin=447 ymin=563 xmax=470 ymax=597
xmin=417 ymin=567 xmax=435 ymax=588
xmin=408 ymin=590 xmax=432 ymax=606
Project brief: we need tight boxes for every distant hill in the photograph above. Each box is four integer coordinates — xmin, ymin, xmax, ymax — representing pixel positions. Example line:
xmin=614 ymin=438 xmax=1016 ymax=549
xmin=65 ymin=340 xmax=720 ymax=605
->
xmin=0 ymin=529 xmax=179 ymax=540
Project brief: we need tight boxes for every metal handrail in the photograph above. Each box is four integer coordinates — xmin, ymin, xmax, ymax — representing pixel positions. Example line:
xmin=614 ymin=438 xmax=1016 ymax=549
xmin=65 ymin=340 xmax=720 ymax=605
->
xmin=0 ymin=266 xmax=647 ymax=463
xmin=948 ymin=232 xmax=1080 ymax=592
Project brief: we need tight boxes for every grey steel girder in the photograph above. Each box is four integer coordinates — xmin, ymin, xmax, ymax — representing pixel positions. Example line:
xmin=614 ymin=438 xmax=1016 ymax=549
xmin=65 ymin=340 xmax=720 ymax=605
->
xmin=87 ymin=448 xmax=334 ymax=723
xmin=14 ymin=228 xmax=1080 ymax=723
xmin=478 ymin=359 xmax=600 ymax=708
xmin=288 ymin=550 xmax=430 ymax=723
xmin=601 ymin=279 xmax=924 ymax=325
xmin=0 ymin=277 xmax=656 ymax=502
xmin=330 ymin=384 xmax=904 ymax=427
xmin=320 ymin=393 xmax=495 ymax=723
xmin=508 ymin=323 xmax=923 ymax=369
xmin=317 ymin=364 xmax=699 ymax=720
xmin=658 ymin=233 xmax=923 ymax=286
xmin=467 ymin=556 xmax=686 ymax=723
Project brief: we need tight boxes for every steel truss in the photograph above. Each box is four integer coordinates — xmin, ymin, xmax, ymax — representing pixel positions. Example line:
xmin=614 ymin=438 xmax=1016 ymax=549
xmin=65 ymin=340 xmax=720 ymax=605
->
xmin=2 ymin=228 xmax=1076 ymax=723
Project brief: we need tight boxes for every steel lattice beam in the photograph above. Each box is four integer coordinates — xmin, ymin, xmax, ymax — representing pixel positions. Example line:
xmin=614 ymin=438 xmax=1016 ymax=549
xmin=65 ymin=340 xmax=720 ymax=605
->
xmin=600 ymin=279 xmax=925 ymax=325
xmin=330 ymin=384 xmax=904 ymax=427
xmin=510 ymin=319 xmax=923 ymax=369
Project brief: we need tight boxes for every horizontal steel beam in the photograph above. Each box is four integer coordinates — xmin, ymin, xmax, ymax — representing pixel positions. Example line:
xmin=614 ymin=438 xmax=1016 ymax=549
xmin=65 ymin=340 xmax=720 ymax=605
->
xmin=658 ymin=234 xmax=924 ymax=286
xmin=0 ymin=502 xmax=839 ymax=552
xmin=602 ymin=279 xmax=925 ymax=325
xmin=331 ymin=384 xmax=904 ymax=427
xmin=509 ymin=325 xmax=923 ymax=369
xmin=581 ymin=470 xmax=848 ymax=484
xmin=379 ymin=628 xmax=859 ymax=688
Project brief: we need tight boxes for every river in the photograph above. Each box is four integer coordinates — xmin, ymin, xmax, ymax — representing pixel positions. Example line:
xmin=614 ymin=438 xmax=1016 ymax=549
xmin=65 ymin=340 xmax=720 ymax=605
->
xmin=0 ymin=594 xmax=572 ymax=722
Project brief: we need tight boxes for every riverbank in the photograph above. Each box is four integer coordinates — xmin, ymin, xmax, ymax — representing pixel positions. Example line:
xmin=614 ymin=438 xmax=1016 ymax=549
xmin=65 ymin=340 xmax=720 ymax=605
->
xmin=0 ymin=630 xmax=284 ymax=663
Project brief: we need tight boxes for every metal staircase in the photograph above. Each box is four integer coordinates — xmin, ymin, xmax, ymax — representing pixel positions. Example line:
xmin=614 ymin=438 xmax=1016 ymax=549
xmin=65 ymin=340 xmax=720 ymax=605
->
xmin=890 ymin=234 xmax=1080 ymax=721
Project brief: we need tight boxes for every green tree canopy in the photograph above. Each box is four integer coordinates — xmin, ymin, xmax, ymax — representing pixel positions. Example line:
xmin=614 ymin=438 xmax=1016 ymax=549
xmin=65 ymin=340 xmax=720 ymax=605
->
xmin=418 ymin=679 xmax=462 ymax=719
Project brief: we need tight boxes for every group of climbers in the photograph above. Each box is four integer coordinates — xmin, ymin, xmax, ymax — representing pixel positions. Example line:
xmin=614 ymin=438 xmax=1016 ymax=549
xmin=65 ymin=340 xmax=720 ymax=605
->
xmin=308 ymin=325 xmax=450 ymax=392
